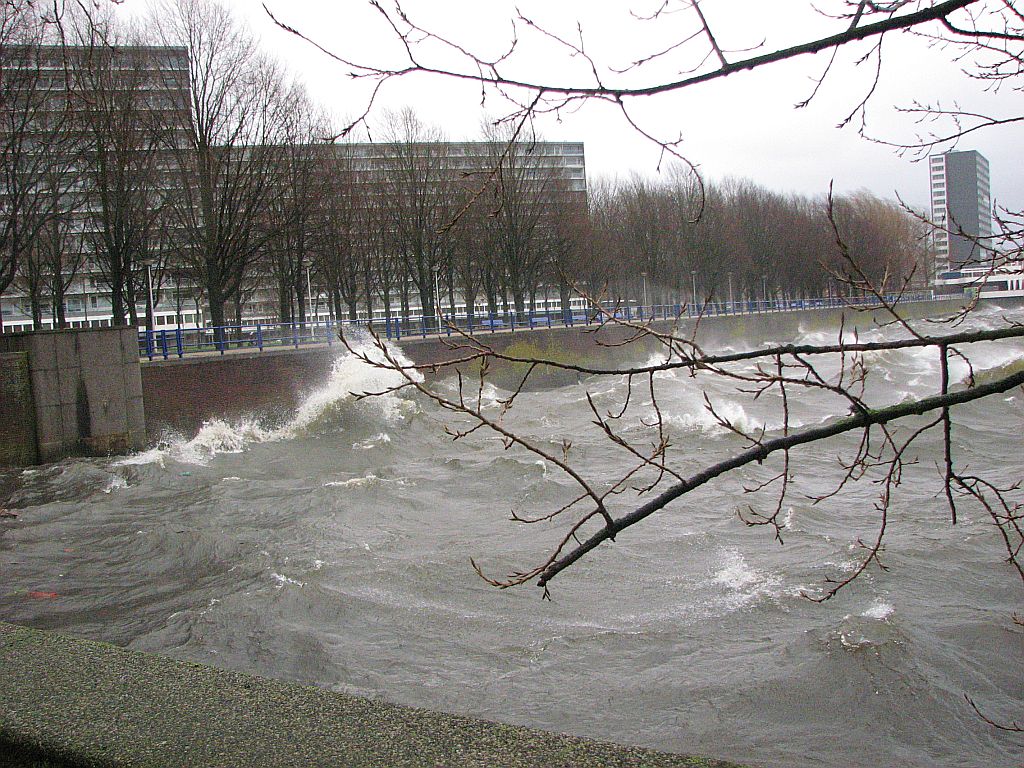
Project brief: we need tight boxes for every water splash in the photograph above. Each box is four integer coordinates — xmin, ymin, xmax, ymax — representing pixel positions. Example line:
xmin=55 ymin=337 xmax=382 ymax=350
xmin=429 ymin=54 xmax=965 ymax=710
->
xmin=117 ymin=338 xmax=421 ymax=466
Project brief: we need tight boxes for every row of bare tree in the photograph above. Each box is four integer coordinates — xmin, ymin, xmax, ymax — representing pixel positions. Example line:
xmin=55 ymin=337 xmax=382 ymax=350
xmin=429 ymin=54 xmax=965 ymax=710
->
xmin=0 ymin=0 xmax=309 ymax=332
xmin=582 ymin=170 xmax=929 ymax=308
xmin=1 ymin=0 xmax=928 ymax=336
xmin=1 ymin=0 xmax=584 ymax=333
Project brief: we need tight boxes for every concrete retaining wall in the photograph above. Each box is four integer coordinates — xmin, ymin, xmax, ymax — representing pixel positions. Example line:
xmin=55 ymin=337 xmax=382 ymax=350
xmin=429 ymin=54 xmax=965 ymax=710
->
xmin=140 ymin=302 xmax=956 ymax=439
xmin=0 ymin=327 xmax=146 ymax=464
xmin=0 ymin=352 xmax=37 ymax=466
xmin=142 ymin=346 xmax=339 ymax=436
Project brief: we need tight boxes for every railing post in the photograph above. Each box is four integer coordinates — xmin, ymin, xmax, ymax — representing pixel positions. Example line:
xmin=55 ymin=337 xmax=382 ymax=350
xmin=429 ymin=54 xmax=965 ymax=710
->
xmin=145 ymin=329 xmax=154 ymax=361
xmin=160 ymin=329 xmax=169 ymax=360
xmin=175 ymin=327 xmax=183 ymax=358
xmin=256 ymin=323 xmax=263 ymax=351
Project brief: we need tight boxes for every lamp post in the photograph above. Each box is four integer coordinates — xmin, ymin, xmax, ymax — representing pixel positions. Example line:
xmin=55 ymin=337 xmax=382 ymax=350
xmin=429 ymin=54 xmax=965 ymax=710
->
xmin=727 ymin=271 xmax=734 ymax=313
xmin=83 ymin=271 xmax=90 ymax=327
xmin=761 ymin=274 xmax=768 ymax=310
xmin=146 ymin=263 xmax=155 ymax=332
xmin=433 ymin=264 xmax=442 ymax=332
xmin=690 ymin=269 xmax=698 ymax=309
xmin=641 ymin=271 xmax=648 ymax=318
xmin=306 ymin=265 xmax=314 ymax=326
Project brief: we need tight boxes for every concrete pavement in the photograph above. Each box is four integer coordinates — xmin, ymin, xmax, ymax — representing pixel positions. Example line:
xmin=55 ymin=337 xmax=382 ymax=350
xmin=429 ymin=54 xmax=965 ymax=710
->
xmin=0 ymin=623 xmax=747 ymax=768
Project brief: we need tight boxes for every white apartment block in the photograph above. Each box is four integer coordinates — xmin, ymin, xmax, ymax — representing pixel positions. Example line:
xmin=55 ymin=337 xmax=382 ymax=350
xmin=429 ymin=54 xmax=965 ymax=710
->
xmin=929 ymin=149 xmax=993 ymax=273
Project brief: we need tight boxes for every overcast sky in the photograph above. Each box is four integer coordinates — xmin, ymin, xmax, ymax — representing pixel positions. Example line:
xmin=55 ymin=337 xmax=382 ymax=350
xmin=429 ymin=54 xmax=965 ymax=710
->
xmin=134 ymin=0 xmax=1023 ymax=212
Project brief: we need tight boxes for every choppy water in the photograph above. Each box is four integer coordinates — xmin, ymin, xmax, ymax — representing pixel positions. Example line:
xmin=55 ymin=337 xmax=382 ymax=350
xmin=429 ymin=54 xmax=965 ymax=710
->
xmin=2 ymin=306 xmax=1022 ymax=768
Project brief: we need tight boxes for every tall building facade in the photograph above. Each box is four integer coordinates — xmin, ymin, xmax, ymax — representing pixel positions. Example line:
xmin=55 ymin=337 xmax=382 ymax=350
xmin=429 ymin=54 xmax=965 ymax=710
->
xmin=1 ymin=44 xmax=193 ymax=333
xmin=929 ymin=149 xmax=993 ymax=271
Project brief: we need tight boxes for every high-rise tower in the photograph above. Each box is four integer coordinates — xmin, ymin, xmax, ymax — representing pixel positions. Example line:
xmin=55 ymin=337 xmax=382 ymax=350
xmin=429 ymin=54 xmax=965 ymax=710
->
xmin=928 ymin=150 xmax=993 ymax=272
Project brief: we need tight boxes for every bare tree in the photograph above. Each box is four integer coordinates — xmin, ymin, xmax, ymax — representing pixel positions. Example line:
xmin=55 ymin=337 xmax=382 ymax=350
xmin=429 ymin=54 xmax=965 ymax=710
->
xmin=153 ymin=0 xmax=291 ymax=338
xmin=64 ymin=11 xmax=187 ymax=329
xmin=0 ymin=3 xmax=81 ymax=310
xmin=378 ymin=108 xmax=461 ymax=328
xmin=313 ymin=143 xmax=365 ymax=323
xmin=263 ymin=85 xmax=329 ymax=324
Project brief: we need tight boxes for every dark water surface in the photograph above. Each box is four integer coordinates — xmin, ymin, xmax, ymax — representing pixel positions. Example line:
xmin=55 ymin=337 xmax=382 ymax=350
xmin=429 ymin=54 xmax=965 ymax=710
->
xmin=2 ymin=307 xmax=1022 ymax=768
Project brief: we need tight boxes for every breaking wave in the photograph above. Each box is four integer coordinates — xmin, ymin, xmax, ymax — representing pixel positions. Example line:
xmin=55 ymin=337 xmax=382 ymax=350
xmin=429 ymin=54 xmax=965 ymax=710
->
xmin=117 ymin=337 xmax=420 ymax=466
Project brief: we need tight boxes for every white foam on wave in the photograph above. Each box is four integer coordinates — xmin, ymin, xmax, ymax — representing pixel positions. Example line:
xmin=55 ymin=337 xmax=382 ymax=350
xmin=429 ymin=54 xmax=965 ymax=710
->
xmin=323 ymin=473 xmax=408 ymax=489
xmin=707 ymin=549 xmax=782 ymax=612
xmin=284 ymin=339 xmax=422 ymax=435
xmin=665 ymin=397 xmax=767 ymax=436
xmin=861 ymin=600 xmax=895 ymax=620
xmin=270 ymin=572 xmax=304 ymax=589
xmin=713 ymin=550 xmax=759 ymax=590
xmin=183 ymin=418 xmax=273 ymax=464
xmin=117 ymin=338 xmax=421 ymax=466
xmin=101 ymin=475 xmax=128 ymax=493
xmin=113 ymin=447 xmax=166 ymax=468
xmin=352 ymin=433 xmax=391 ymax=450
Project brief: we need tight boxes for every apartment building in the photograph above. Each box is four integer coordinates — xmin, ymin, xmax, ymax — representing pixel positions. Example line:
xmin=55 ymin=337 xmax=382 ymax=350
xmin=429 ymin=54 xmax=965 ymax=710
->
xmin=1 ymin=39 xmax=588 ymax=332
xmin=1 ymin=43 xmax=194 ymax=333
xmin=929 ymin=149 xmax=993 ymax=273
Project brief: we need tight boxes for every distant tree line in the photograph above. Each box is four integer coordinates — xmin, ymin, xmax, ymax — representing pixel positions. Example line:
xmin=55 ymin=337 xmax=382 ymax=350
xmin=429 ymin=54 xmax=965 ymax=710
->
xmin=585 ymin=170 xmax=929 ymax=309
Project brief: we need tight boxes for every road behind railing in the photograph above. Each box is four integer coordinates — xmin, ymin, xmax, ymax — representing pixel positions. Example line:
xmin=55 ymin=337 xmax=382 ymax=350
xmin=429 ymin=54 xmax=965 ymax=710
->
xmin=138 ymin=292 xmax=935 ymax=361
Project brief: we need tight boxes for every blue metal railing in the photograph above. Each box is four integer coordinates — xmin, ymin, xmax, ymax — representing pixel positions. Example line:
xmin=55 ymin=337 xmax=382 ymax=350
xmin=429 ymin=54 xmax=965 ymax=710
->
xmin=137 ymin=291 xmax=937 ymax=361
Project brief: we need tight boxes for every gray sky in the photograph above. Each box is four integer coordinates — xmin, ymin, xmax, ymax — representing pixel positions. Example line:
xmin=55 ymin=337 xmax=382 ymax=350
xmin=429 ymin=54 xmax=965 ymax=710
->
xmin=139 ymin=0 xmax=1023 ymax=212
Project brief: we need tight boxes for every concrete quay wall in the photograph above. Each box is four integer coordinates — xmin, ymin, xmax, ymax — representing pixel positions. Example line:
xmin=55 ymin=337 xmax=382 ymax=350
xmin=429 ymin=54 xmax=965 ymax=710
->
xmin=140 ymin=300 xmax=960 ymax=438
xmin=0 ymin=299 xmax=971 ymax=460
xmin=0 ymin=327 xmax=146 ymax=465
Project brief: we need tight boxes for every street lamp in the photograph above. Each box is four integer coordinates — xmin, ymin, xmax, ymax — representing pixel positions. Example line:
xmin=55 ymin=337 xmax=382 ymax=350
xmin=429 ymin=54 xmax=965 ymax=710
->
xmin=641 ymin=271 xmax=648 ymax=318
xmin=690 ymin=269 xmax=698 ymax=309
xmin=727 ymin=271 xmax=734 ymax=313
xmin=83 ymin=271 xmax=90 ymax=326
xmin=306 ymin=265 xmax=315 ymax=326
xmin=146 ymin=262 xmax=155 ymax=332
xmin=761 ymin=274 xmax=768 ymax=309
xmin=433 ymin=264 xmax=442 ymax=332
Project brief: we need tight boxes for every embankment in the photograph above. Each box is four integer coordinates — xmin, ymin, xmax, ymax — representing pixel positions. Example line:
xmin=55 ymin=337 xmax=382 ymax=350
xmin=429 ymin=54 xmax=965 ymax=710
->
xmin=141 ymin=300 xmax=960 ymax=438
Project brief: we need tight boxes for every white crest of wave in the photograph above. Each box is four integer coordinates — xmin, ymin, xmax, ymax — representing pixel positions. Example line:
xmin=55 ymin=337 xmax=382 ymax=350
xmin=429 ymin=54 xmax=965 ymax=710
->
xmin=860 ymin=600 xmax=895 ymax=620
xmin=283 ymin=338 xmax=422 ymax=435
xmin=324 ymin=474 xmax=378 ymax=488
xmin=175 ymin=418 xmax=273 ymax=465
xmin=707 ymin=550 xmax=783 ymax=613
xmin=113 ymin=447 xmax=166 ymax=468
xmin=713 ymin=550 xmax=760 ymax=590
xmin=665 ymin=397 xmax=762 ymax=436
xmin=323 ymin=473 xmax=408 ymax=489
xmin=101 ymin=474 xmax=128 ymax=493
xmin=118 ymin=338 xmax=420 ymax=466
xmin=271 ymin=572 xmax=304 ymax=589
xmin=352 ymin=432 xmax=391 ymax=450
